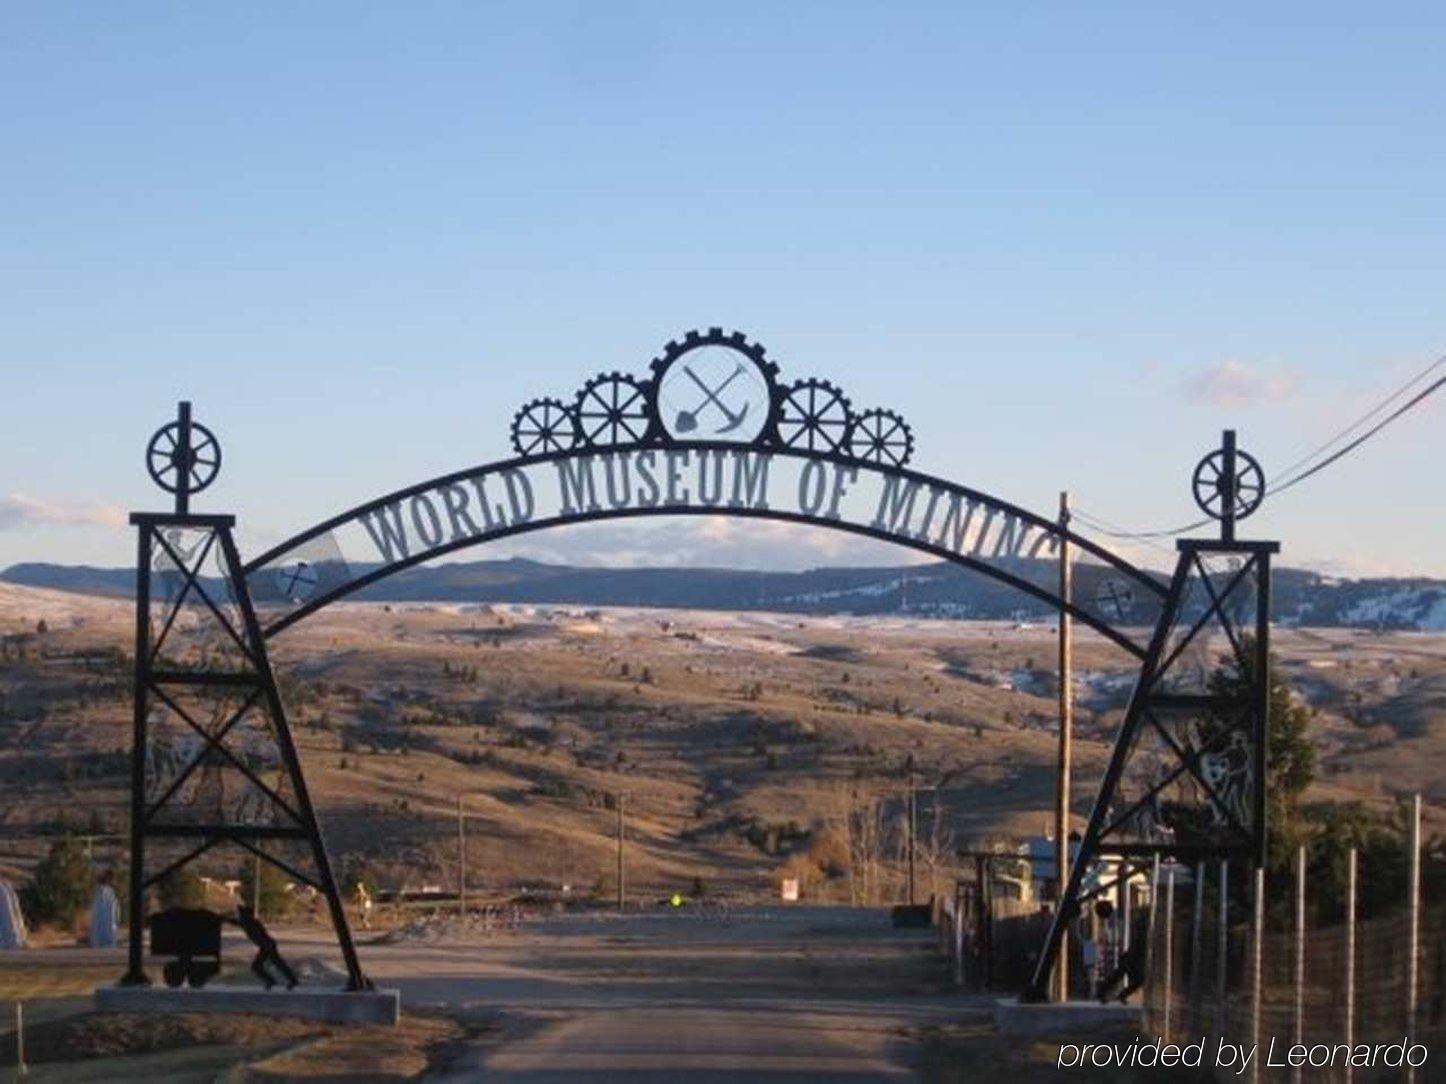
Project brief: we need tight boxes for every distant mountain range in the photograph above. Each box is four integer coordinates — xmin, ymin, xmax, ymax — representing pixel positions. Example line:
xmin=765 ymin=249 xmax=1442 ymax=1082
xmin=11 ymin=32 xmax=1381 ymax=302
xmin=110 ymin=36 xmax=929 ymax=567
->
xmin=4 ymin=558 xmax=1445 ymax=630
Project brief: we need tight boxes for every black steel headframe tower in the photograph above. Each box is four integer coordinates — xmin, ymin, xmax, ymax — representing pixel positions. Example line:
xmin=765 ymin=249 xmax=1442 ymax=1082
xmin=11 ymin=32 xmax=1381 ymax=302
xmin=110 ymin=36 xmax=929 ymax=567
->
xmin=121 ymin=402 xmax=367 ymax=990
xmin=1024 ymin=429 xmax=1276 ymax=1001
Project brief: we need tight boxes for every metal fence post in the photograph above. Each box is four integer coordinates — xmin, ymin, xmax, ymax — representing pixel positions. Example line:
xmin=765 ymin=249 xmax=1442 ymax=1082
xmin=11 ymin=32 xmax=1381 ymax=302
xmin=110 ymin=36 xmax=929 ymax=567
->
xmin=1251 ymin=865 xmax=1264 ymax=1084
xmin=1407 ymin=795 xmax=1421 ymax=1084
xmin=1146 ymin=853 xmax=1161 ymax=1019
xmin=1217 ymin=858 xmax=1229 ymax=1040
xmin=1163 ymin=866 xmax=1176 ymax=1043
xmin=1293 ymin=844 xmax=1305 ymax=1084
xmin=1190 ymin=859 xmax=1204 ymax=1034
xmin=1345 ymin=847 xmax=1357 ymax=1084
xmin=954 ymin=881 xmax=965 ymax=986
xmin=15 ymin=1000 xmax=25 ymax=1079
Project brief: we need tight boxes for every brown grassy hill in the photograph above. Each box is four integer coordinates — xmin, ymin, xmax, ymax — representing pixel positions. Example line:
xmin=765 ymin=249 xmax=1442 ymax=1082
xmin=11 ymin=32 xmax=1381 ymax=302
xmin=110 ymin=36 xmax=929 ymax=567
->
xmin=2 ymin=582 xmax=1443 ymax=902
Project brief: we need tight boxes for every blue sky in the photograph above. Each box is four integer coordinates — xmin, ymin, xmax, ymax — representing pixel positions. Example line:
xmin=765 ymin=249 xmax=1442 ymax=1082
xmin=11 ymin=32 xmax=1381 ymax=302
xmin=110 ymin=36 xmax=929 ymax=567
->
xmin=2 ymin=4 xmax=1443 ymax=576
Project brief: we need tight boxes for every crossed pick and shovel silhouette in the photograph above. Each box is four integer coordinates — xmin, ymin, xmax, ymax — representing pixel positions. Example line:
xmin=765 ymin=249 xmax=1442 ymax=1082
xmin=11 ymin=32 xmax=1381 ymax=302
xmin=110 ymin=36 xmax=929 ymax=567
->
xmin=674 ymin=363 xmax=749 ymax=434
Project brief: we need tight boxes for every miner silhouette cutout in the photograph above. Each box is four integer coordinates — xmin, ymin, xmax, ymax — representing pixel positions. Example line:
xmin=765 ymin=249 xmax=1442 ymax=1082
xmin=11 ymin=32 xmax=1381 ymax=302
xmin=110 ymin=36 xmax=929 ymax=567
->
xmin=233 ymin=904 xmax=298 ymax=990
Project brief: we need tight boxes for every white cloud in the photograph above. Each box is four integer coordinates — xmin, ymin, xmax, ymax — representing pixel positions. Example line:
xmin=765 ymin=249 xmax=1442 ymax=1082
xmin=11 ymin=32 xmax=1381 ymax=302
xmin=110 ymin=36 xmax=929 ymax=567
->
xmin=1182 ymin=359 xmax=1299 ymax=408
xmin=0 ymin=492 xmax=127 ymax=532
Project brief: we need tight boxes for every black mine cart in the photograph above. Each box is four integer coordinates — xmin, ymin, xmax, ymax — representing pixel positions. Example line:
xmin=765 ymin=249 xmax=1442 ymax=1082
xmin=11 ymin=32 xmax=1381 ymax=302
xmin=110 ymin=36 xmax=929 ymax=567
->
xmin=149 ymin=908 xmax=223 ymax=988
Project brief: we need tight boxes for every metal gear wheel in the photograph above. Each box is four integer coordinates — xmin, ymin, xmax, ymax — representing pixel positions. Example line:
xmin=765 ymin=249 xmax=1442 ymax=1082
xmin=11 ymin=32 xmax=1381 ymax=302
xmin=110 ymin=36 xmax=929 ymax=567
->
xmin=648 ymin=328 xmax=782 ymax=444
xmin=845 ymin=408 xmax=914 ymax=468
xmin=775 ymin=378 xmax=851 ymax=454
xmin=574 ymin=372 xmax=653 ymax=447
xmin=511 ymin=397 xmax=579 ymax=457
xmin=647 ymin=327 xmax=780 ymax=383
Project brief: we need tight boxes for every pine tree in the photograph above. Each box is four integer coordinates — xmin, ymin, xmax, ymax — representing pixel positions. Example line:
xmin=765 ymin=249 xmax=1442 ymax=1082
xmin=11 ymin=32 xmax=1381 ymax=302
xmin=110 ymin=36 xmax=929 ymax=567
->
xmin=22 ymin=837 xmax=93 ymax=926
xmin=1204 ymin=635 xmax=1316 ymax=862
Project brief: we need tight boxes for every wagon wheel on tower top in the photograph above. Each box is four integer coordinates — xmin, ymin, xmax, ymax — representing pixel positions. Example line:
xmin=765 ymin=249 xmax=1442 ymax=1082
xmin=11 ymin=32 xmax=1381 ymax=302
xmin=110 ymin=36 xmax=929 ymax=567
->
xmin=574 ymin=373 xmax=652 ymax=447
xmin=146 ymin=418 xmax=222 ymax=496
xmin=845 ymin=408 xmax=914 ymax=468
xmin=511 ymin=397 xmax=580 ymax=456
xmin=775 ymin=379 xmax=851 ymax=454
xmin=1191 ymin=446 xmax=1265 ymax=521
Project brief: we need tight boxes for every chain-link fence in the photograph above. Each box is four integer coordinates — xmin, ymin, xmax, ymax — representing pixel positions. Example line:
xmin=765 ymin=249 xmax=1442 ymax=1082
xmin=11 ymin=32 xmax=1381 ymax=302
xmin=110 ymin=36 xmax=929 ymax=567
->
xmin=1143 ymin=853 xmax=1442 ymax=1082
xmin=938 ymin=803 xmax=1442 ymax=1081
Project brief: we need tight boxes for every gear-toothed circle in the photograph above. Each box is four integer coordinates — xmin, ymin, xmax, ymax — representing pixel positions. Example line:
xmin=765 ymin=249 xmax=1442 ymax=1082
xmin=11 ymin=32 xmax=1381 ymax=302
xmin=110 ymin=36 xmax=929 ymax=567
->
xmin=511 ymin=397 xmax=579 ymax=457
xmin=649 ymin=328 xmax=779 ymax=445
xmin=775 ymin=379 xmax=851 ymax=454
xmin=1191 ymin=446 xmax=1265 ymax=521
xmin=574 ymin=373 xmax=652 ymax=447
xmin=845 ymin=408 xmax=914 ymax=468
xmin=146 ymin=419 xmax=222 ymax=496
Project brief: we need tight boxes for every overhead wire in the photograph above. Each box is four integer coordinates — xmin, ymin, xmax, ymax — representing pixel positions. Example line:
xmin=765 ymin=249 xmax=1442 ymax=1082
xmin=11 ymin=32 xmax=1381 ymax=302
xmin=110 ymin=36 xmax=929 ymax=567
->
xmin=1269 ymin=352 xmax=1446 ymax=484
xmin=1264 ymin=369 xmax=1446 ymax=497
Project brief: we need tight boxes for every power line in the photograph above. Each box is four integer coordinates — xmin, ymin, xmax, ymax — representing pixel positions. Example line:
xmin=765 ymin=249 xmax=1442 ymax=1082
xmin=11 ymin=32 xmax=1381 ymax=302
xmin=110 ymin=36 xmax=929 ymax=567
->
xmin=1271 ymin=353 xmax=1446 ymax=484
xmin=1069 ymin=508 xmax=1182 ymax=553
xmin=1266 ymin=371 xmax=1446 ymax=497
xmin=1071 ymin=507 xmax=1212 ymax=542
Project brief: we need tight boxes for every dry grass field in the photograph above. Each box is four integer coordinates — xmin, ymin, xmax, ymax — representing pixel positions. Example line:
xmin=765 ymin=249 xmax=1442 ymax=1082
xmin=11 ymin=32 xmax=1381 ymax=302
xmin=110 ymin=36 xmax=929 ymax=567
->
xmin=2 ymin=579 xmax=1444 ymax=905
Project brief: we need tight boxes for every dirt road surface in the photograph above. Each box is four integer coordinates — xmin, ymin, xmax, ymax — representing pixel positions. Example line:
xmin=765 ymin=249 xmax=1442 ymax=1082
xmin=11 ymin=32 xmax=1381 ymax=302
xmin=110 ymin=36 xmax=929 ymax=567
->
xmin=345 ymin=904 xmax=989 ymax=1081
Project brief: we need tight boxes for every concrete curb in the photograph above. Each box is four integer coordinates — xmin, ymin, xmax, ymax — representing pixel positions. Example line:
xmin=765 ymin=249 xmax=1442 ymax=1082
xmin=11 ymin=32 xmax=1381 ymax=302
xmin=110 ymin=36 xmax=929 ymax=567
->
xmin=95 ymin=985 xmax=401 ymax=1025
xmin=993 ymin=997 xmax=1142 ymax=1036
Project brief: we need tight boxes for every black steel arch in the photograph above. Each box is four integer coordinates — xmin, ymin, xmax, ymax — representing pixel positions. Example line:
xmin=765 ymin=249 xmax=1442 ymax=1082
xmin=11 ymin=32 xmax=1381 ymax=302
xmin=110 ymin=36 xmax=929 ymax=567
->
xmin=243 ymin=441 xmax=1168 ymax=655
xmin=126 ymin=392 xmax=1275 ymax=1007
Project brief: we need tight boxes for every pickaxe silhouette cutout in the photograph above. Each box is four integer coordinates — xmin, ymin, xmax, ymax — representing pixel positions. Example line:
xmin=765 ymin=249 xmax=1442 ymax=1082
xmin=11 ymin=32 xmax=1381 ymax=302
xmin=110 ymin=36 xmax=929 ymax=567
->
xmin=675 ymin=364 xmax=749 ymax=434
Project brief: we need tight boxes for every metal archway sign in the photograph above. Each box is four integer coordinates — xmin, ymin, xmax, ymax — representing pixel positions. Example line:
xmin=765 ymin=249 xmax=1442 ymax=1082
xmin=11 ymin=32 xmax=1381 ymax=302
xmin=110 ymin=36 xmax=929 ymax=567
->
xmin=122 ymin=329 xmax=1278 ymax=1002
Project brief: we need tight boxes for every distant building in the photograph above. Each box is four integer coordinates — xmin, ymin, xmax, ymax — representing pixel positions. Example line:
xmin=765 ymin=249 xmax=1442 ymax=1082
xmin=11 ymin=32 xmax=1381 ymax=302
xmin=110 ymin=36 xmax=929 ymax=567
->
xmin=1017 ymin=835 xmax=1157 ymax=911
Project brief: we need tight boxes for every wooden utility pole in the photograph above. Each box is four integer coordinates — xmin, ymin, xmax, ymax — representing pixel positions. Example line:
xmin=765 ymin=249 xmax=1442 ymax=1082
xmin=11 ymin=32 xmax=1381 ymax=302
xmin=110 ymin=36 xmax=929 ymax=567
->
xmin=1054 ymin=491 xmax=1073 ymax=1000
xmin=616 ymin=793 xmax=626 ymax=912
xmin=457 ymin=795 xmax=467 ymax=918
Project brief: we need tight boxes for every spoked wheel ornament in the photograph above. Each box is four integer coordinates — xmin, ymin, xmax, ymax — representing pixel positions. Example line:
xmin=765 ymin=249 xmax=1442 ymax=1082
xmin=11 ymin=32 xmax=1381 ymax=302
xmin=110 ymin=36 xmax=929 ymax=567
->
xmin=511 ymin=397 xmax=579 ymax=456
xmin=775 ymin=379 xmax=851 ymax=454
xmin=146 ymin=402 xmax=221 ymax=514
xmin=1192 ymin=435 xmax=1264 ymax=525
xmin=574 ymin=373 xmax=652 ymax=447
xmin=845 ymin=408 xmax=914 ymax=468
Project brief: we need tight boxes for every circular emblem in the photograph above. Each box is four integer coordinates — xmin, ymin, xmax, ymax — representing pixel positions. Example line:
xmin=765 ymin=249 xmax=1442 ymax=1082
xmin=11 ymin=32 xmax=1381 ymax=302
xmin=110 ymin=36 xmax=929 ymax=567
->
xmin=650 ymin=329 xmax=777 ymax=445
xmin=1094 ymin=577 xmax=1136 ymax=621
xmin=274 ymin=560 xmax=319 ymax=603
